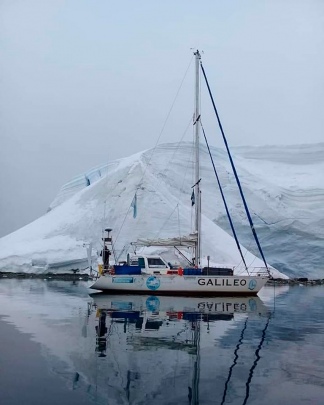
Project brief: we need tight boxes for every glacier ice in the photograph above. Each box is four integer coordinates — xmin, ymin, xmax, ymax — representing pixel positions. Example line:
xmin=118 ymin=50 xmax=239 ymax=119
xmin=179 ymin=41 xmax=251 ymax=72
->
xmin=0 ymin=142 xmax=323 ymax=279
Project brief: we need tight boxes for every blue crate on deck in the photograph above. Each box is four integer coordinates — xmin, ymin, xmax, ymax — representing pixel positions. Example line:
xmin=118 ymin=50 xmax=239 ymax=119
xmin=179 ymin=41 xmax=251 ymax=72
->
xmin=114 ymin=265 xmax=142 ymax=275
xmin=183 ymin=268 xmax=202 ymax=276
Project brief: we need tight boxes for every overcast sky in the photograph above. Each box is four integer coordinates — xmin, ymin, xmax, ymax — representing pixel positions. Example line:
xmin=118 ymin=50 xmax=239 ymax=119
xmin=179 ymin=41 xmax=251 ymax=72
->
xmin=1 ymin=0 xmax=323 ymax=238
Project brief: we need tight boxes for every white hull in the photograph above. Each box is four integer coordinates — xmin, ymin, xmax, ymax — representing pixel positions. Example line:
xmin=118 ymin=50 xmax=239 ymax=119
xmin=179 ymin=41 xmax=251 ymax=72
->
xmin=90 ymin=274 xmax=268 ymax=295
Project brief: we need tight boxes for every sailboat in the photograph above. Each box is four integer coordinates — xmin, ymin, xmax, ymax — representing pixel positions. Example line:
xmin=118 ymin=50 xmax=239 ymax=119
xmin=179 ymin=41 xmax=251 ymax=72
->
xmin=90 ymin=50 xmax=271 ymax=295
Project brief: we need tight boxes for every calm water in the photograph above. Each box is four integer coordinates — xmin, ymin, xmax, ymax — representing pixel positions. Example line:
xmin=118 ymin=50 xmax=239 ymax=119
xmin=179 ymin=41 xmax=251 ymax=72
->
xmin=0 ymin=279 xmax=323 ymax=405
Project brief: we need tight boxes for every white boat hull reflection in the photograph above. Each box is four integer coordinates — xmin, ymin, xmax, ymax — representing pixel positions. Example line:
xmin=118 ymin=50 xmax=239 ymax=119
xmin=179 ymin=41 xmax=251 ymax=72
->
xmin=90 ymin=293 xmax=268 ymax=318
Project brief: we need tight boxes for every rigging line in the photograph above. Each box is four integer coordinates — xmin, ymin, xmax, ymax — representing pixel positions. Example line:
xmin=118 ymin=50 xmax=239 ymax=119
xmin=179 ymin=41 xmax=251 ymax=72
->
xmin=200 ymin=62 xmax=270 ymax=274
xmin=150 ymin=115 xmax=193 ymax=229
xmin=165 ymin=116 xmax=194 ymax=233
xmin=166 ymin=115 xmax=193 ymax=172
xmin=190 ymin=123 xmax=196 ymax=232
xmin=139 ymin=124 xmax=193 ymax=242
xmin=234 ymin=234 xmax=259 ymax=272
xmin=137 ymin=55 xmax=194 ymax=189
xmin=237 ymin=229 xmax=273 ymax=272
xmin=114 ymin=193 xmax=136 ymax=246
xmin=111 ymin=239 xmax=118 ymax=265
xmin=116 ymin=243 xmax=131 ymax=262
xmin=100 ymin=177 xmax=125 ymax=233
xmin=177 ymin=204 xmax=181 ymax=239
xmin=242 ymin=314 xmax=271 ymax=405
xmin=200 ymin=120 xmax=248 ymax=270
xmin=220 ymin=318 xmax=249 ymax=405
xmin=273 ymin=279 xmax=276 ymax=314
xmin=169 ymin=116 xmax=193 ymax=194
xmin=154 ymin=204 xmax=179 ymax=239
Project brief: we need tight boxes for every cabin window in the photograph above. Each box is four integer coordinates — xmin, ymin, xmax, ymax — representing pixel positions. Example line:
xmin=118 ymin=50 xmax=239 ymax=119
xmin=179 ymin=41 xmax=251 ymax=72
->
xmin=138 ymin=257 xmax=145 ymax=268
xmin=148 ymin=258 xmax=167 ymax=267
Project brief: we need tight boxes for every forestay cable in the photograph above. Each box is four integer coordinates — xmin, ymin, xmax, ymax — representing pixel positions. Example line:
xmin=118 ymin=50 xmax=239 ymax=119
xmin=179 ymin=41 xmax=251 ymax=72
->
xmin=200 ymin=120 xmax=248 ymax=270
xmin=200 ymin=62 xmax=269 ymax=272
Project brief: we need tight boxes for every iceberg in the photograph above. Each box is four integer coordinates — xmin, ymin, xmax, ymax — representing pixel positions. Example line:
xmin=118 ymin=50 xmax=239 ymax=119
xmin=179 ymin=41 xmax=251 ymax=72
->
xmin=0 ymin=142 xmax=322 ymax=279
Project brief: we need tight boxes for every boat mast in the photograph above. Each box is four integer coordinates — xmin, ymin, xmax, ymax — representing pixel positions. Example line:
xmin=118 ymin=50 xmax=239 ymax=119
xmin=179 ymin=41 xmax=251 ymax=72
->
xmin=194 ymin=49 xmax=201 ymax=266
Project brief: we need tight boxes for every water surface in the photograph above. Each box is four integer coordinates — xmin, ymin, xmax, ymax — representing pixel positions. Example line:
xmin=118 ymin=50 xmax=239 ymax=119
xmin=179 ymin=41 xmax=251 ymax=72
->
xmin=0 ymin=279 xmax=323 ymax=404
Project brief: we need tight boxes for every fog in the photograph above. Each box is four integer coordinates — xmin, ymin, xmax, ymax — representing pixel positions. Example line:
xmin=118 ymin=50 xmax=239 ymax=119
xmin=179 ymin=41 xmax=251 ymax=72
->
xmin=1 ymin=0 xmax=323 ymax=237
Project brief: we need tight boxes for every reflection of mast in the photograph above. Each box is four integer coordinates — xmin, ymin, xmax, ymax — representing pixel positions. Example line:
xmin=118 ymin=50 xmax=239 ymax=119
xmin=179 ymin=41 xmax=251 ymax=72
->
xmin=189 ymin=315 xmax=201 ymax=405
xmin=95 ymin=310 xmax=107 ymax=357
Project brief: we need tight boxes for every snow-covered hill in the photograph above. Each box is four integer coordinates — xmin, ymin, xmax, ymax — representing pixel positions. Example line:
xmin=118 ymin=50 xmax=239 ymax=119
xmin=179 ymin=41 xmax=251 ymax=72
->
xmin=0 ymin=142 xmax=323 ymax=278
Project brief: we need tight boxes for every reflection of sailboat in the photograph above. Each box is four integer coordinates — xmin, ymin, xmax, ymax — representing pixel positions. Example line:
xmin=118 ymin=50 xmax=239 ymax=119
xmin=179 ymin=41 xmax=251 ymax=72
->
xmin=92 ymin=293 xmax=270 ymax=404
xmin=90 ymin=50 xmax=272 ymax=295
xmin=91 ymin=293 xmax=269 ymax=354
xmin=91 ymin=293 xmax=268 ymax=318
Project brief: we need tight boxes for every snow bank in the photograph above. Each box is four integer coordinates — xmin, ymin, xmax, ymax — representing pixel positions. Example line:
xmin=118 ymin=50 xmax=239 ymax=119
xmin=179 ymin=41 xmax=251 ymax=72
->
xmin=0 ymin=142 xmax=322 ymax=278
